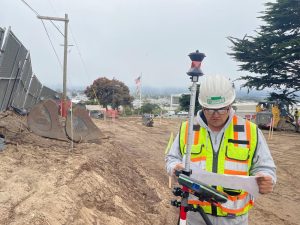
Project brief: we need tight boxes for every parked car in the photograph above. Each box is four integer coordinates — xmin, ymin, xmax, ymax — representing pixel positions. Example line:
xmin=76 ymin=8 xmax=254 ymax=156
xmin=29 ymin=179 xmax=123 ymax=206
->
xmin=177 ymin=111 xmax=189 ymax=116
xmin=164 ymin=111 xmax=176 ymax=117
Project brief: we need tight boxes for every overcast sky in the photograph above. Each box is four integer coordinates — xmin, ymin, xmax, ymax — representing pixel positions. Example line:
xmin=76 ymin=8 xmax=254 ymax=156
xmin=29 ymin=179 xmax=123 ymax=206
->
xmin=1 ymin=0 xmax=275 ymax=90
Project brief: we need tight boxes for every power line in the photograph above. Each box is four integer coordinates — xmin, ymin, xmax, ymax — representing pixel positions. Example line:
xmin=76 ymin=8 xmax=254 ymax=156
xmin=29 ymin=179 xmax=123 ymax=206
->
xmin=41 ymin=20 xmax=63 ymax=69
xmin=69 ymin=25 xmax=102 ymax=105
xmin=69 ymin=25 xmax=90 ymax=78
xmin=20 ymin=0 xmax=63 ymax=68
xmin=20 ymin=0 xmax=64 ymax=36
xmin=21 ymin=0 xmax=97 ymax=96
xmin=20 ymin=0 xmax=39 ymax=15
xmin=21 ymin=0 xmax=92 ymax=83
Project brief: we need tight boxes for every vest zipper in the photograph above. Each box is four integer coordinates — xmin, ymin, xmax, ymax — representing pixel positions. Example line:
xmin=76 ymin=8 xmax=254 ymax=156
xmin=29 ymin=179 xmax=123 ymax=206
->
xmin=208 ymin=131 xmax=225 ymax=216
xmin=209 ymin=132 xmax=224 ymax=173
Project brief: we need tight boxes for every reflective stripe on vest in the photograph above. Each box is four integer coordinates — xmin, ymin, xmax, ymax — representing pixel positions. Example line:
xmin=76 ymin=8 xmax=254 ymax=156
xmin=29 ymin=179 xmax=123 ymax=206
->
xmin=179 ymin=122 xmax=205 ymax=162
xmin=179 ymin=115 xmax=258 ymax=217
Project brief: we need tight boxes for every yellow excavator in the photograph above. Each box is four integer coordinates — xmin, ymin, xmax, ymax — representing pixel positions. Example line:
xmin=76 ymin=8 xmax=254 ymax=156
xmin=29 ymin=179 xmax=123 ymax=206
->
xmin=255 ymin=101 xmax=295 ymax=130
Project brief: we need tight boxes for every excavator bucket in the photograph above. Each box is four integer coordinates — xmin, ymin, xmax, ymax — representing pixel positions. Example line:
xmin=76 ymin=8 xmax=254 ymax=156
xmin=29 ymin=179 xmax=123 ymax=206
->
xmin=27 ymin=99 xmax=68 ymax=141
xmin=65 ymin=105 xmax=102 ymax=143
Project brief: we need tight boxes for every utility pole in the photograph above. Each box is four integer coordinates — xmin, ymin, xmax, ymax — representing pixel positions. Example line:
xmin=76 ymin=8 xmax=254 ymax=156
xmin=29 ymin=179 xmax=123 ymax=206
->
xmin=37 ymin=14 xmax=69 ymax=117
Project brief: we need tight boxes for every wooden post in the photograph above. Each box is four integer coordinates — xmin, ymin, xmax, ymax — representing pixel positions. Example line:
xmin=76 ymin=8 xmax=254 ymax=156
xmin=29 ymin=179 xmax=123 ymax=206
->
xmin=168 ymin=176 xmax=172 ymax=189
xmin=268 ymin=118 xmax=273 ymax=140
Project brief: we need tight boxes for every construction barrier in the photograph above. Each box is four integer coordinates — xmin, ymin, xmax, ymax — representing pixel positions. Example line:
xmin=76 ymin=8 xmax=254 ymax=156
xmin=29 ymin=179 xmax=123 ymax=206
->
xmin=0 ymin=27 xmax=58 ymax=113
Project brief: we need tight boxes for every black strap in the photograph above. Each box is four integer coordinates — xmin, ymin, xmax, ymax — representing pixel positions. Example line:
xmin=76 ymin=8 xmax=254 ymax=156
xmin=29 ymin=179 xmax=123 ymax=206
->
xmin=193 ymin=125 xmax=201 ymax=131
xmin=211 ymin=185 xmax=217 ymax=216
xmin=234 ymin=125 xmax=245 ymax=132
xmin=228 ymin=139 xmax=249 ymax=145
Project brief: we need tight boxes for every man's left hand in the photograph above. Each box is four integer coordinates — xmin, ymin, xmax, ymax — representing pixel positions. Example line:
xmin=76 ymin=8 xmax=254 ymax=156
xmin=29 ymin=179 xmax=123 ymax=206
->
xmin=256 ymin=173 xmax=274 ymax=194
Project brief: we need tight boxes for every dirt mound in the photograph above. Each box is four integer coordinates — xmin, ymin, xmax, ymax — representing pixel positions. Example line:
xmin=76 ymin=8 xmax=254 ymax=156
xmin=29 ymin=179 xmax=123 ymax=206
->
xmin=0 ymin=111 xmax=70 ymax=149
xmin=0 ymin=112 xmax=299 ymax=225
xmin=0 ymin=113 xmax=178 ymax=225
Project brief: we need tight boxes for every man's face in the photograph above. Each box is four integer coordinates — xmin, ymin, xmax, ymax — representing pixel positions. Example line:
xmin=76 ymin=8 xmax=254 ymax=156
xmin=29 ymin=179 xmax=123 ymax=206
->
xmin=203 ymin=106 xmax=231 ymax=131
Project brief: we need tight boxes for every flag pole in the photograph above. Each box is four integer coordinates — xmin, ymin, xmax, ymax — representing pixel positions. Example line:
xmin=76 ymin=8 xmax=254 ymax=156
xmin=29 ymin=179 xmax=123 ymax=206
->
xmin=139 ymin=73 xmax=142 ymax=109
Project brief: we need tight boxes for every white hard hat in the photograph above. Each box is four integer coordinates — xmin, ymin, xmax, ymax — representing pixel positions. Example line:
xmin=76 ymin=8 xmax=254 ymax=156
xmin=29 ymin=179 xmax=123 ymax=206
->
xmin=198 ymin=74 xmax=235 ymax=109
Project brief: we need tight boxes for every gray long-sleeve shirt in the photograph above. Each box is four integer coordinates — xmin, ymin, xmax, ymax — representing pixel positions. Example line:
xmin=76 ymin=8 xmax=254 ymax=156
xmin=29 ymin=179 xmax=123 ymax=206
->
xmin=165 ymin=110 xmax=276 ymax=225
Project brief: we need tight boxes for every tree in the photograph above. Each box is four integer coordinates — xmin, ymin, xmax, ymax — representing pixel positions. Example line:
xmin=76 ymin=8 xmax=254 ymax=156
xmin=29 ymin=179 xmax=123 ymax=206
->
xmin=141 ymin=103 xmax=161 ymax=114
xmin=228 ymin=0 xmax=300 ymax=105
xmin=84 ymin=77 xmax=133 ymax=109
xmin=179 ymin=84 xmax=201 ymax=114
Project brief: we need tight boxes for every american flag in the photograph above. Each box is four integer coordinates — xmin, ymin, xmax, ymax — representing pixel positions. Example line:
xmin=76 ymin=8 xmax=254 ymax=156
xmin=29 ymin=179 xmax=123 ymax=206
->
xmin=135 ymin=76 xmax=141 ymax=86
xmin=135 ymin=76 xmax=141 ymax=95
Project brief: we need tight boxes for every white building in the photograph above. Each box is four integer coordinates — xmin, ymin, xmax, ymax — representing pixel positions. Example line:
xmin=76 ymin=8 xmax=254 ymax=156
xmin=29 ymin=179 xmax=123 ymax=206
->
xmin=71 ymin=93 xmax=89 ymax=104
xmin=170 ymin=94 xmax=181 ymax=110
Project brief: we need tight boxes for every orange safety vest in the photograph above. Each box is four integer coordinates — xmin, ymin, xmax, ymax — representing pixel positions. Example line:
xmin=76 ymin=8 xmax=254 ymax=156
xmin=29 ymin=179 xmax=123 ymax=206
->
xmin=179 ymin=115 xmax=258 ymax=217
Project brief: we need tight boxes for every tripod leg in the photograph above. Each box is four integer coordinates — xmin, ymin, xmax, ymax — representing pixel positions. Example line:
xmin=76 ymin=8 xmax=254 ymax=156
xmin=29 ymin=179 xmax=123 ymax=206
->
xmin=197 ymin=207 xmax=213 ymax=225
xmin=177 ymin=214 xmax=180 ymax=225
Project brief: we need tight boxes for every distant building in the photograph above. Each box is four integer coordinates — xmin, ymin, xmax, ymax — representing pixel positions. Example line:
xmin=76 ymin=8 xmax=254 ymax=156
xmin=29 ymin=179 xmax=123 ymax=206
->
xmin=170 ymin=93 xmax=188 ymax=111
xmin=132 ymin=93 xmax=188 ymax=113
xmin=85 ymin=105 xmax=104 ymax=112
xmin=170 ymin=94 xmax=180 ymax=109
xmin=71 ymin=93 xmax=88 ymax=104
xmin=133 ymin=99 xmax=143 ymax=109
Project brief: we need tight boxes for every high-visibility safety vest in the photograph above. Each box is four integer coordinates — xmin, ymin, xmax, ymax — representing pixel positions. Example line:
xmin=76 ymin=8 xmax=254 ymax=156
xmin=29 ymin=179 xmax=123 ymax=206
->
xmin=179 ymin=115 xmax=258 ymax=217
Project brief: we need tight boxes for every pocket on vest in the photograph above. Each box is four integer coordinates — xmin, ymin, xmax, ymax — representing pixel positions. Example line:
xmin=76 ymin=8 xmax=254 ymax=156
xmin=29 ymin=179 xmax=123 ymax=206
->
xmin=226 ymin=145 xmax=250 ymax=161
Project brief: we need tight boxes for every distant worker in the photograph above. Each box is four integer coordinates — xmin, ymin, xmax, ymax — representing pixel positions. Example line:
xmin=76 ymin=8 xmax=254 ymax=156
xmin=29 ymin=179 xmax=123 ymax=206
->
xmin=294 ymin=108 xmax=299 ymax=132
xmin=166 ymin=74 xmax=276 ymax=225
xmin=142 ymin=113 xmax=154 ymax=127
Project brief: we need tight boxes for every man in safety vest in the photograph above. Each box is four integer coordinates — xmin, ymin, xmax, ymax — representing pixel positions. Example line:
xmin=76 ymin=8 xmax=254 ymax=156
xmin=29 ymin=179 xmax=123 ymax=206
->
xmin=166 ymin=74 xmax=276 ymax=225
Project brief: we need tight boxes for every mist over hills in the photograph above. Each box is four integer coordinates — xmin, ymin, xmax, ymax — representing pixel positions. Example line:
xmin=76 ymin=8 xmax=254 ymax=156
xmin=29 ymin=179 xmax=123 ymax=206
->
xmin=130 ymin=86 xmax=299 ymax=102
xmin=130 ymin=85 xmax=270 ymax=101
xmin=55 ymin=84 xmax=298 ymax=102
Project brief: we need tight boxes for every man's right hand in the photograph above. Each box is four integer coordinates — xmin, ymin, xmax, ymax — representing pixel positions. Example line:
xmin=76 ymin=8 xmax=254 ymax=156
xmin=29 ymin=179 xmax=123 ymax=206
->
xmin=173 ymin=163 xmax=184 ymax=175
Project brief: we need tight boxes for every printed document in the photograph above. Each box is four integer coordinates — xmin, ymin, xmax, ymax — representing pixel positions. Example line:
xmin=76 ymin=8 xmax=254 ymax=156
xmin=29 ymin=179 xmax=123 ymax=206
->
xmin=193 ymin=170 xmax=260 ymax=197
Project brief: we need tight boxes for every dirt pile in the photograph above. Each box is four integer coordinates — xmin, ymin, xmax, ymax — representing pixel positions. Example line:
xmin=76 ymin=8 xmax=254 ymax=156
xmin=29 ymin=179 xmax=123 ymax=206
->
xmin=0 ymin=112 xmax=299 ymax=225
xmin=0 ymin=112 xmax=178 ymax=225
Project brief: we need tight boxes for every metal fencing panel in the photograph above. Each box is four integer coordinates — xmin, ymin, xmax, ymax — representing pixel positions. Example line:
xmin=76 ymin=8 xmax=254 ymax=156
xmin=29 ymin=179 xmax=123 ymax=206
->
xmin=6 ymin=38 xmax=28 ymax=108
xmin=0 ymin=28 xmax=62 ymax=112
xmin=39 ymin=85 xmax=58 ymax=101
xmin=23 ymin=55 xmax=33 ymax=91
xmin=0 ymin=27 xmax=4 ymax=48
xmin=0 ymin=29 xmax=28 ymax=111
xmin=11 ymin=53 xmax=33 ymax=109
xmin=0 ymin=29 xmax=21 ymax=111
xmin=24 ymin=75 xmax=42 ymax=109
